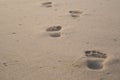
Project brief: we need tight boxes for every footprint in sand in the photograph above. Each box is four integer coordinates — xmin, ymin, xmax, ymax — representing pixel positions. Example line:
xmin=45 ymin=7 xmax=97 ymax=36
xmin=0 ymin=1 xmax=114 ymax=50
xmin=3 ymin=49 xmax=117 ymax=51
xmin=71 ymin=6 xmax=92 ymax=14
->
xmin=73 ymin=50 xmax=107 ymax=70
xmin=69 ymin=10 xmax=83 ymax=18
xmin=46 ymin=26 xmax=62 ymax=38
xmin=3 ymin=62 xmax=8 ymax=67
xmin=41 ymin=2 xmax=53 ymax=8
xmin=85 ymin=50 xmax=107 ymax=70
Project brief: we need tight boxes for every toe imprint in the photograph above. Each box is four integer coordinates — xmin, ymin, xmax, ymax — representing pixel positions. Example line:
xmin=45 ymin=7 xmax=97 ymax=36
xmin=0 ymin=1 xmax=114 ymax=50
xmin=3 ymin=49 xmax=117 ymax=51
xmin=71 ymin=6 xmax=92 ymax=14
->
xmin=85 ymin=50 xmax=107 ymax=58
xmin=69 ymin=11 xmax=83 ymax=14
xmin=69 ymin=10 xmax=83 ymax=18
xmin=41 ymin=2 xmax=52 ymax=7
xmin=46 ymin=26 xmax=62 ymax=32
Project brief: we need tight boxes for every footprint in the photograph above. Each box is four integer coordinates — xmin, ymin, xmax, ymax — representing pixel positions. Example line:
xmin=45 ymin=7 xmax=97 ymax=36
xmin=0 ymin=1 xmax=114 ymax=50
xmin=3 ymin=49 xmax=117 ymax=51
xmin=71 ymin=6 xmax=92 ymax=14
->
xmin=69 ymin=10 xmax=83 ymax=18
xmin=41 ymin=2 xmax=52 ymax=7
xmin=3 ymin=62 xmax=8 ymax=67
xmin=46 ymin=26 xmax=62 ymax=38
xmin=46 ymin=26 xmax=62 ymax=32
xmin=85 ymin=50 xmax=107 ymax=70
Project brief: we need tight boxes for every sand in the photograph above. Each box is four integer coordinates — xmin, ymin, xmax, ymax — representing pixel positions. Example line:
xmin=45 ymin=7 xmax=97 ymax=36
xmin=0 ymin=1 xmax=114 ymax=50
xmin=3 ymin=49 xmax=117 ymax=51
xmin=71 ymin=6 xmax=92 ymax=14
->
xmin=0 ymin=0 xmax=120 ymax=80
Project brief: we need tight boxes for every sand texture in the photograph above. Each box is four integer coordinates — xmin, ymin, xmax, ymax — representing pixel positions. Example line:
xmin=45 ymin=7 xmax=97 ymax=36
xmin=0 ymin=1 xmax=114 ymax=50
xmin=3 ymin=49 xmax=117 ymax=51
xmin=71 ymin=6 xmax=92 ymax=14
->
xmin=0 ymin=0 xmax=120 ymax=80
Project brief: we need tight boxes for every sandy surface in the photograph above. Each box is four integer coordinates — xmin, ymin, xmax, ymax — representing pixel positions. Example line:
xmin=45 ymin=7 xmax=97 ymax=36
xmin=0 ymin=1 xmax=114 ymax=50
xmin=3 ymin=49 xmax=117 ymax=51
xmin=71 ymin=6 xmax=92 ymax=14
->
xmin=0 ymin=0 xmax=120 ymax=80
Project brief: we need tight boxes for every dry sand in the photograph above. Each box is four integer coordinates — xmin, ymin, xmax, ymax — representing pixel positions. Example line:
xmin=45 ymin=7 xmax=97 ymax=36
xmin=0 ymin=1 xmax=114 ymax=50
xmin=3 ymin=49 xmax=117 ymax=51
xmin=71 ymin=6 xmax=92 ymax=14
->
xmin=0 ymin=0 xmax=120 ymax=80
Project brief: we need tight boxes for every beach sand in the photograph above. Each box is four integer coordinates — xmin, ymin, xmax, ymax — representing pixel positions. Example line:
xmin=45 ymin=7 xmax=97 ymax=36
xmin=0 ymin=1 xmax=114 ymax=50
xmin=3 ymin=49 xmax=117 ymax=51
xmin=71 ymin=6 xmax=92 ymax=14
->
xmin=0 ymin=0 xmax=120 ymax=80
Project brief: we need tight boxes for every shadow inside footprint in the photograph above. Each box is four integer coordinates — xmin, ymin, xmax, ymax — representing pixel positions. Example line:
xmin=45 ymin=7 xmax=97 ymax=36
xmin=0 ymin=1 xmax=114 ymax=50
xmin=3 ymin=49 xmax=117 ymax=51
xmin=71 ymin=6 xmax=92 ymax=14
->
xmin=49 ymin=33 xmax=61 ymax=38
xmin=71 ymin=14 xmax=80 ymax=18
xmin=86 ymin=59 xmax=103 ymax=70
xmin=46 ymin=26 xmax=62 ymax=32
